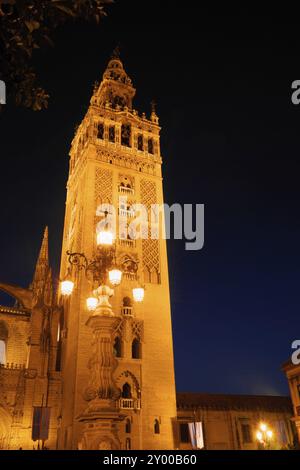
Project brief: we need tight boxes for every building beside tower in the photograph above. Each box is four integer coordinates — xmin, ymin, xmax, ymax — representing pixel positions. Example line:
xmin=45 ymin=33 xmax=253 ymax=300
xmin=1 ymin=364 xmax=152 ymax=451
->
xmin=282 ymin=360 xmax=300 ymax=445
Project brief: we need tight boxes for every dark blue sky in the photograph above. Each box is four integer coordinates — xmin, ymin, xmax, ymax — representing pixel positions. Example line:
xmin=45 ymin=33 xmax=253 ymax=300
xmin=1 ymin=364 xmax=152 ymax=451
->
xmin=1 ymin=3 xmax=300 ymax=395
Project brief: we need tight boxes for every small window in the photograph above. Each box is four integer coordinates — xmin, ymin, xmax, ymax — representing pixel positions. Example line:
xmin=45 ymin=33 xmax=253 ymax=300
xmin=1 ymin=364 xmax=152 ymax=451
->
xmin=97 ymin=123 xmax=104 ymax=139
xmin=113 ymin=336 xmax=122 ymax=358
xmin=138 ymin=134 xmax=143 ymax=151
xmin=154 ymin=419 xmax=160 ymax=434
xmin=109 ymin=126 xmax=115 ymax=142
xmin=148 ymin=138 xmax=154 ymax=154
xmin=122 ymin=383 xmax=132 ymax=399
xmin=123 ymin=297 xmax=132 ymax=307
xmin=132 ymin=338 xmax=141 ymax=359
xmin=179 ymin=423 xmax=190 ymax=443
xmin=55 ymin=341 xmax=62 ymax=371
xmin=241 ymin=424 xmax=252 ymax=444
xmin=121 ymin=124 xmax=131 ymax=147
xmin=125 ymin=419 xmax=131 ymax=434
xmin=125 ymin=438 xmax=131 ymax=450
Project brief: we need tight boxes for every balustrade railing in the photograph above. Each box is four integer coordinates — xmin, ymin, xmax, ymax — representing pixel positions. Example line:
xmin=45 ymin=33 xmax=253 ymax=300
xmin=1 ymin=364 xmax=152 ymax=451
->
xmin=119 ymin=398 xmax=141 ymax=410
xmin=121 ymin=306 xmax=133 ymax=317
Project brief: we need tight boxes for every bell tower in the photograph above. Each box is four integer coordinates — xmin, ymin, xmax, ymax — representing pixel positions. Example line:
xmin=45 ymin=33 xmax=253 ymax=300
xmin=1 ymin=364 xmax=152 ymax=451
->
xmin=58 ymin=52 xmax=177 ymax=450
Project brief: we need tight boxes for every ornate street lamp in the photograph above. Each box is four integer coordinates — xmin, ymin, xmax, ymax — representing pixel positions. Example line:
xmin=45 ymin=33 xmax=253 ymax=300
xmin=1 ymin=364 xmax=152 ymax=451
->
xmin=256 ymin=422 xmax=273 ymax=449
xmin=60 ymin=279 xmax=74 ymax=296
xmin=60 ymin=222 xmax=145 ymax=313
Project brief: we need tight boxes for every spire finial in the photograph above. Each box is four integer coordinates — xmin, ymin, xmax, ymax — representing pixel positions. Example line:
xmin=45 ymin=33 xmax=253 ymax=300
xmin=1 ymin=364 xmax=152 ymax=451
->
xmin=111 ymin=45 xmax=121 ymax=60
xmin=33 ymin=226 xmax=49 ymax=278
xmin=150 ymin=99 xmax=157 ymax=115
xmin=38 ymin=226 xmax=49 ymax=262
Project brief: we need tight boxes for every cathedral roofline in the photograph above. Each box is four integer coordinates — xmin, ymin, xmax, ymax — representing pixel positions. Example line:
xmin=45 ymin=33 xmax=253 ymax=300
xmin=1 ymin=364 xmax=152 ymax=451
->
xmin=0 ymin=282 xmax=32 ymax=310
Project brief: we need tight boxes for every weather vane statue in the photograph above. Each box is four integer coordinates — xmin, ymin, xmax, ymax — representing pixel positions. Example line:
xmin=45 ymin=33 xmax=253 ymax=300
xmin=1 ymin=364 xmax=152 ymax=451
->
xmin=111 ymin=45 xmax=121 ymax=59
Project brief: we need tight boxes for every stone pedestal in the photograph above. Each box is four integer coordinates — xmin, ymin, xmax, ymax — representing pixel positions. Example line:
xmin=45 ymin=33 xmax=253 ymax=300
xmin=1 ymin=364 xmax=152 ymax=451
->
xmin=77 ymin=311 xmax=124 ymax=449
xmin=78 ymin=399 xmax=124 ymax=450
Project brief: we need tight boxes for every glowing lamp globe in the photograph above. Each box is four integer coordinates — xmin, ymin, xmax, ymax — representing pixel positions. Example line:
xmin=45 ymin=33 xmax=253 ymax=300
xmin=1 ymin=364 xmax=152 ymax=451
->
xmin=266 ymin=430 xmax=273 ymax=439
xmin=61 ymin=280 xmax=74 ymax=296
xmin=133 ymin=287 xmax=144 ymax=303
xmin=256 ymin=431 xmax=263 ymax=442
xmin=260 ymin=423 xmax=267 ymax=432
xmin=109 ymin=269 xmax=122 ymax=286
xmin=86 ymin=297 xmax=98 ymax=312
xmin=97 ymin=230 xmax=113 ymax=246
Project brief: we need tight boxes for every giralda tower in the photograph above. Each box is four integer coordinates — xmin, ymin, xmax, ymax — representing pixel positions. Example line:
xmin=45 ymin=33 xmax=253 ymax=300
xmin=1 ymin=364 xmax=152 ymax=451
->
xmin=58 ymin=52 xmax=177 ymax=450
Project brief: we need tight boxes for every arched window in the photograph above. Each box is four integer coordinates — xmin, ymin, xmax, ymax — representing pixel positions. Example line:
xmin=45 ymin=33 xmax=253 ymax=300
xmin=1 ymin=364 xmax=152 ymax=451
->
xmin=113 ymin=336 xmax=122 ymax=358
xmin=97 ymin=123 xmax=104 ymax=139
xmin=125 ymin=418 xmax=131 ymax=434
xmin=151 ymin=268 xmax=160 ymax=284
xmin=125 ymin=438 xmax=131 ymax=450
xmin=143 ymin=267 xmax=151 ymax=283
xmin=137 ymin=134 xmax=143 ymax=151
xmin=122 ymin=382 xmax=132 ymax=399
xmin=132 ymin=338 xmax=141 ymax=359
xmin=56 ymin=311 xmax=64 ymax=372
xmin=154 ymin=419 xmax=160 ymax=434
xmin=148 ymin=138 xmax=154 ymax=154
xmin=123 ymin=297 xmax=132 ymax=307
xmin=121 ymin=124 xmax=131 ymax=147
xmin=109 ymin=126 xmax=115 ymax=142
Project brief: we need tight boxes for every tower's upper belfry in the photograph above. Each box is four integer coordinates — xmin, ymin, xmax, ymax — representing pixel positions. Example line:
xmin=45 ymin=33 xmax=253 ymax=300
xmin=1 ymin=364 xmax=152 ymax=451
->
xmin=92 ymin=52 xmax=136 ymax=109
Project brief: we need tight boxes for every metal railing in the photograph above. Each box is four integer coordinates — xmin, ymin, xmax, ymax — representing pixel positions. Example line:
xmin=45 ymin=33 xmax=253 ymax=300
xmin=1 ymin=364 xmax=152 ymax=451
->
xmin=119 ymin=186 xmax=134 ymax=195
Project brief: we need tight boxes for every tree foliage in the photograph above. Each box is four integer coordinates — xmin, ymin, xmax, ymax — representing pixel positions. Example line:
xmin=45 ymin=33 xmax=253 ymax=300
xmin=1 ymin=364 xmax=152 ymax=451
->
xmin=0 ymin=0 xmax=112 ymax=110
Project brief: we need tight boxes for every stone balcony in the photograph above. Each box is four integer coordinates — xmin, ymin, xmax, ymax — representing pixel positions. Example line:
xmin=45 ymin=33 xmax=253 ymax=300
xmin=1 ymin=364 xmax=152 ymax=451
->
xmin=121 ymin=306 xmax=133 ymax=317
xmin=118 ymin=239 xmax=136 ymax=248
xmin=119 ymin=398 xmax=141 ymax=410
xmin=118 ymin=185 xmax=134 ymax=195
xmin=123 ymin=272 xmax=137 ymax=281
xmin=119 ymin=208 xmax=135 ymax=218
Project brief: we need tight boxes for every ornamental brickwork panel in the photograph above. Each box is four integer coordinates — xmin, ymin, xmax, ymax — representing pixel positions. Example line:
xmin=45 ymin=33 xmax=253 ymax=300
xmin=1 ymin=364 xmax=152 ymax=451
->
xmin=95 ymin=167 xmax=113 ymax=206
xmin=140 ymin=179 xmax=160 ymax=282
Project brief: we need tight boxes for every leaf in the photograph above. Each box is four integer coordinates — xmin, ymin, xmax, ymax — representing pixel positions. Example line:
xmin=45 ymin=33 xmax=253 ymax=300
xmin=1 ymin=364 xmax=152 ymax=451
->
xmin=25 ymin=20 xmax=40 ymax=33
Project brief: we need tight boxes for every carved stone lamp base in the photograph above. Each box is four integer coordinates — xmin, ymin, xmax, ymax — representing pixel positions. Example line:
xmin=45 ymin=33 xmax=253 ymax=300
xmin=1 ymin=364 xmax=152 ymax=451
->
xmin=77 ymin=399 xmax=125 ymax=450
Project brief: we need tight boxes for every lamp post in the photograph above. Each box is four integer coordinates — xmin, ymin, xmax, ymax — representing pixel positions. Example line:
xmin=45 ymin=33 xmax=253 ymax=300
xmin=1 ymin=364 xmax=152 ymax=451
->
xmin=60 ymin=224 xmax=145 ymax=310
xmin=59 ymin=222 xmax=145 ymax=449
xmin=256 ymin=422 xmax=273 ymax=450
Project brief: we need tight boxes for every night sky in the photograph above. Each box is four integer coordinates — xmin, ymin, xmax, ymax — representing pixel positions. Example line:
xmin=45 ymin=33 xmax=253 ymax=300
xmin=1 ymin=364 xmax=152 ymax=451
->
xmin=1 ymin=3 xmax=300 ymax=396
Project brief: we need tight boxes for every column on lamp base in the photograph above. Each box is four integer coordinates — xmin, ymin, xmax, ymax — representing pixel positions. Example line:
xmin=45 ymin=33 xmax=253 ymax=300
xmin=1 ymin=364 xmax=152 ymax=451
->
xmin=77 ymin=313 xmax=124 ymax=450
xmin=93 ymin=285 xmax=115 ymax=317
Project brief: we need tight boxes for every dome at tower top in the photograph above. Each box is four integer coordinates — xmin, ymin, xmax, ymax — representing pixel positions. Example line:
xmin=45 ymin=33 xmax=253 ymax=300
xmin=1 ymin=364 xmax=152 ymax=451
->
xmin=102 ymin=51 xmax=133 ymax=86
xmin=106 ymin=58 xmax=124 ymax=70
